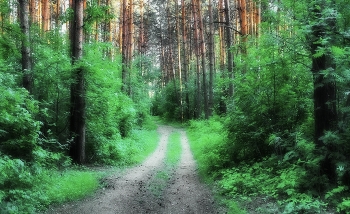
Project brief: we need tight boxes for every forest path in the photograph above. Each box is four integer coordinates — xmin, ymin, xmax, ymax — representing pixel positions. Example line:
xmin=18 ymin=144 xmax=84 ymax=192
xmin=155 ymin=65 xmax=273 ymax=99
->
xmin=46 ymin=125 xmax=217 ymax=214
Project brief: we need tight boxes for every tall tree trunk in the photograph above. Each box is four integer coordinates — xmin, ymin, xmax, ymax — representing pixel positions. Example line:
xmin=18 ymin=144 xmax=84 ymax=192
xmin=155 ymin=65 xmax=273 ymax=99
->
xmin=310 ymin=0 xmax=337 ymax=183
xmin=196 ymin=0 xmax=209 ymax=119
xmin=42 ymin=0 xmax=50 ymax=31
xmin=208 ymin=0 xmax=214 ymax=117
xmin=218 ymin=0 xmax=227 ymax=114
xmin=192 ymin=0 xmax=201 ymax=118
xmin=56 ymin=0 xmax=60 ymax=28
xmin=175 ymin=0 xmax=184 ymax=122
xmin=19 ymin=0 xmax=32 ymax=93
xmin=29 ymin=0 xmax=36 ymax=23
xmin=224 ymin=0 xmax=234 ymax=97
xmin=121 ymin=0 xmax=128 ymax=93
xmin=69 ymin=0 xmax=85 ymax=164
xmin=255 ymin=0 xmax=261 ymax=37
xmin=127 ymin=0 xmax=134 ymax=95
xmin=181 ymin=0 xmax=190 ymax=120
xmin=166 ymin=1 xmax=178 ymax=103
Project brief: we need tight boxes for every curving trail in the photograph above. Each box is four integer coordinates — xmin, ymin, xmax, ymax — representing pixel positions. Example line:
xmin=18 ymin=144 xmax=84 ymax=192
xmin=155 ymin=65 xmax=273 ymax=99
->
xmin=46 ymin=125 xmax=216 ymax=214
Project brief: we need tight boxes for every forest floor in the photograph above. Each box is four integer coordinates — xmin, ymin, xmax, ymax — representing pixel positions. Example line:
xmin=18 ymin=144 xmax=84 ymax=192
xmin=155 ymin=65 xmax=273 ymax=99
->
xmin=45 ymin=125 xmax=220 ymax=214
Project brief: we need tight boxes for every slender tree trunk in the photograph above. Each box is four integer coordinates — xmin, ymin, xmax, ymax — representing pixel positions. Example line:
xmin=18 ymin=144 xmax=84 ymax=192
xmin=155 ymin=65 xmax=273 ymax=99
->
xmin=181 ymin=0 xmax=190 ymax=120
xmin=56 ymin=0 xmax=60 ymax=28
xmin=69 ymin=0 xmax=85 ymax=164
xmin=19 ymin=0 xmax=32 ymax=93
xmin=218 ymin=0 xmax=227 ymax=114
xmin=255 ymin=0 xmax=261 ymax=37
xmin=208 ymin=0 xmax=214 ymax=117
xmin=192 ymin=0 xmax=201 ymax=118
xmin=165 ymin=1 xmax=178 ymax=103
xmin=196 ymin=0 xmax=208 ymax=119
xmin=224 ymin=0 xmax=234 ymax=97
xmin=121 ymin=0 xmax=128 ymax=93
xmin=118 ymin=1 xmax=123 ymax=51
xmin=175 ymin=0 xmax=184 ymax=122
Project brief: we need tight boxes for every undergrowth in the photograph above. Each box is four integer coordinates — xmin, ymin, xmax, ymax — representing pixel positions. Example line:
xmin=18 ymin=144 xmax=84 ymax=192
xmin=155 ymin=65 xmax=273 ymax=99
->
xmin=0 ymin=125 xmax=160 ymax=214
xmin=0 ymin=166 xmax=100 ymax=214
xmin=186 ymin=118 xmax=342 ymax=214
xmin=121 ymin=128 xmax=159 ymax=165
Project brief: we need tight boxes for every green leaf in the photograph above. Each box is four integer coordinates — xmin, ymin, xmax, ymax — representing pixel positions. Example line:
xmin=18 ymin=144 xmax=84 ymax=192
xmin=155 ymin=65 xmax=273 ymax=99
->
xmin=331 ymin=46 xmax=345 ymax=57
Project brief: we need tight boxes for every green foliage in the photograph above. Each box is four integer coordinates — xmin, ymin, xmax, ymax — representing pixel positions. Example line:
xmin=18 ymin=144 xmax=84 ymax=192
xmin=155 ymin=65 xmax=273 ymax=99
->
xmin=83 ymin=43 xmax=129 ymax=163
xmin=224 ymin=29 xmax=313 ymax=164
xmin=0 ymin=71 xmax=40 ymax=161
xmin=152 ymin=81 xmax=182 ymax=121
xmin=45 ymin=170 xmax=99 ymax=203
xmin=218 ymin=160 xmax=327 ymax=213
xmin=83 ymin=43 xmax=155 ymax=164
xmin=187 ymin=117 xmax=227 ymax=177
xmin=84 ymin=1 xmax=114 ymax=36
xmin=127 ymin=128 xmax=159 ymax=164
xmin=31 ymin=29 xmax=72 ymax=145
xmin=338 ymin=198 xmax=350 ymax=213
xmin=0 ymin=162 xmax=100 ymax=214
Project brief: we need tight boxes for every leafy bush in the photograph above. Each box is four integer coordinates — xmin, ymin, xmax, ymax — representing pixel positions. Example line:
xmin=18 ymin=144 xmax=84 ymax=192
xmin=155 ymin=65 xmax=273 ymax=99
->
xmin=187 ymin=117 xmax=227 ymax=177
xmin=0 ymin=163 xmax=100 ymax=214
xmin=224 ymin=33 xmax=313 ymax=164
xmin=0 ymin=71 xmax=40 ymax=161
xmin=218 ymin=160 xmax=327 ymax=213
xmin=152 ymin=80 xmax=184 ymax=121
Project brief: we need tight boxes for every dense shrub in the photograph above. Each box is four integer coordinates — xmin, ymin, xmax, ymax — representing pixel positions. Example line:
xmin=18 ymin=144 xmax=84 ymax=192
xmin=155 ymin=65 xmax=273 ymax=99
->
xmin=224 ymin=34 xmax=313 ymax=164
xmin=187 ymin=117 xmax=227 ymax=177
xmin=152 ymin=81 xmax=182 ymax=121
xmin=0 ymin=71 xmax=40 ymax=161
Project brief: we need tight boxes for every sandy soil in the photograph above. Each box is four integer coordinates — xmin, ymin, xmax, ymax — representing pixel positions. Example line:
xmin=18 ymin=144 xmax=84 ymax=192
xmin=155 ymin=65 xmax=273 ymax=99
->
xmin=45 ymin=125 xmax=217 ymax=214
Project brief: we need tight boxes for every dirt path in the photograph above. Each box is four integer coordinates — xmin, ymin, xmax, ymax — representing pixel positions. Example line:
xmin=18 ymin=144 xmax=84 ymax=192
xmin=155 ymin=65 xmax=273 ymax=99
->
xmin=46 ymin=125 xmax=217 ymax=214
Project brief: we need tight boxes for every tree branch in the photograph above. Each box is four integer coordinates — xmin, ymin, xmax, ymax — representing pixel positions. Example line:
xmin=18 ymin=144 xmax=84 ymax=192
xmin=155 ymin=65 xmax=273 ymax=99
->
xmin=213 ymin=21 xmax=243 ymax=36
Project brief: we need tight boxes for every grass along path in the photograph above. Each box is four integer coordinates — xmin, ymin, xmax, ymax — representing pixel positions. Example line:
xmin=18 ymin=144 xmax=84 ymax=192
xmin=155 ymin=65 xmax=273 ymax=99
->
xmin=45 ymin=125 xmax=216 ymax=213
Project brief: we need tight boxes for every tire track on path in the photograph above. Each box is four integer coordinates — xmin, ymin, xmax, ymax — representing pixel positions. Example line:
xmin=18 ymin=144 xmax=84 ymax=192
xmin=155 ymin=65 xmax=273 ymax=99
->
xmin=46 ymin=125 xmax=217 ymax=214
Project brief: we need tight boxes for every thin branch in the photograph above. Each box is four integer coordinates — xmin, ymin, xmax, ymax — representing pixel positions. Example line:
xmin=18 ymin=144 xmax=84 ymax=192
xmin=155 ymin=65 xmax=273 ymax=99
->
xmin=213 ymin=21 xmax=243 ymax=35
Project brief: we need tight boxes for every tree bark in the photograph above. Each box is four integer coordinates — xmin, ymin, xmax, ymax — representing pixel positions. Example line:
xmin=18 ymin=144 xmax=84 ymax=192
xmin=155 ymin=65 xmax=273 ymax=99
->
xmin=69 ymin=0 xmax=85 ymax=164
xmin=218 ymin=0 xmax=227 ymax=114
xmin=181 ymin=0 xmax=190 ymax=120
xmin=42 ymin=0 xmax=50 ymax=31
xmin=224 ymin=0 xmax=234 ymax=97
xmin=196 ymin=0 xmax=209 ymax=119
xmin=208 ymin=0 xmax=214 ymax=117
xmin=121 ymin=0 xmax=128 ymax=93
xmin=192 ymin=0 xmax=201 ymax=118
xmin=175 ymin=0 xmax=184 ymax=122
xmin=19 ymin=0 xmax=32 ymax=93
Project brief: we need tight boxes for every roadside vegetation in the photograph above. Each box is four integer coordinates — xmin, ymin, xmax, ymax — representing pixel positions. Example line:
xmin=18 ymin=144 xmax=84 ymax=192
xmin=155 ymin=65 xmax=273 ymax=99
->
xmin=187 ymin=118 xmax=348 ymax=213
xmin=0 ymin=126 xmax=159 ymax=214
